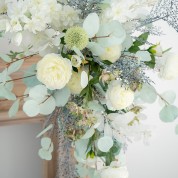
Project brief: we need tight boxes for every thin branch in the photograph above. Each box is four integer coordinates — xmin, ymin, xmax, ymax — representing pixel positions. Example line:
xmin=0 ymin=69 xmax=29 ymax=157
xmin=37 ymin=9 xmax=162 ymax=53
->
xmin=6 ymin=53 xmax=39 ymax=66
xmin=0 ymin=94 xmax=29 ymax=102
xmin=0 ymin=74 xmax=36 ymax=85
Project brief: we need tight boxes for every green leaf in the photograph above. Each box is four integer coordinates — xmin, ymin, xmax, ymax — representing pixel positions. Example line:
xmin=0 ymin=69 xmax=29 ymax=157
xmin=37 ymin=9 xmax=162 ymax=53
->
xmin=136 ymin=84 xmax=157 ymax=104
xmin=23 ymin=64 xmax=40 ymax=87
xmin=81 ymin=128 xmax=95 ymax=139
xmin=8 ymin=59 xmax=24 ymax=75
xmin=144 ymin=54 xmax=156 ymax=69
xmin=87 ymin=100 xmax=105 ymax=112
xmin=38 ymin=148 xmax=52 ymax=161
xmin=53 ymin=87 xmax=71 ymax=107
xmin=159 ymin=90 xmax=176 ymax=106
xmin=0 ymin=54 xmax=12 ymax=62
xmin=41 ymin=137 xmax=51 ymax=150
xmin=128 ymin=46 xmax=140 ymax=53
xmin=97 ymin=136 xmax=113 ymax=152
xmin=8 ymin=99 xmax=20 ymax=118
xmin=23 ymin=99 xmax=40 ymax=117
xmin=39 ymin=96 xmax=56 ymax=115
xmin=133 ymin=32 xmax=149 ymax=46
xmin=0 ymin=86 xmax=16 ymax=100
xmin=36 ymin=124 xmax=53 ymax=138
xmin=159 ymin=105 xmax=178 ymax=122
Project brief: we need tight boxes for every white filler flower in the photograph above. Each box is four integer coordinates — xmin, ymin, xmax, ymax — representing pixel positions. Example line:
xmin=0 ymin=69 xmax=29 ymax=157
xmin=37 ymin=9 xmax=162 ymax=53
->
xmin=100 ymin=166 xmax=129 ymax=178
xmin=37 ymin=53 xmax=72 ymax=90
xmin=106 ymin=81 xmax=134 ymax=110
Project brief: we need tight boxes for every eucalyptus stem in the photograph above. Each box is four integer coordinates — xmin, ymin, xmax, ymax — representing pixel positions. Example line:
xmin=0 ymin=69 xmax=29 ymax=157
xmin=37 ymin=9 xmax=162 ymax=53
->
xmin=0 ymin=94 xmax=29 ymax=102
xmin=0 ymin=74 xmax=36 ymax=85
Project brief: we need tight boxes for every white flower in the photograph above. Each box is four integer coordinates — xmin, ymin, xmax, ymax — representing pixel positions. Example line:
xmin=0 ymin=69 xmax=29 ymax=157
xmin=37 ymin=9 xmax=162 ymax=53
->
xmin=10 ymin=18 xmax=22 ymax=32
xmin=67 ymin=70 xmax=83 ymax=94
xmin=106 ymin=81 xmax=134 ymax=110
xmin=99 ymin=45 xmax=122 ymax=63
xmin=51 ymin=5 xmax=80 ymax=30
xmin=37 ymin=53 xmax=72 ymax=90
xmin=149 ymin=44 xmax=163 ymax=57
xmin=100 ymin=166 xmax=129 ymax=178
xmin=159 ymin=53 xmax=178 ymax=80
xmin=71 ymin=55 xmax=82 ymax=68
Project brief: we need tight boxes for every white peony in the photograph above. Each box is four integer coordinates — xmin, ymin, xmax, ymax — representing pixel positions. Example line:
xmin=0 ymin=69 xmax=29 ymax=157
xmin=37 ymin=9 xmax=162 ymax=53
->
xmin=37 ymin=53 xmax=72 ymax=90
xmin=67 ymin=70 xmax=83 ymax=94
xmin=100 ymin=166 xmax=129 ymax=178
xmin=106 ymin=81 xmax=134 ymax=110
xmin=159 ymin=53 xmax=178 ymax=80
xmin=99 ymin=45 xmax=122 ymax=63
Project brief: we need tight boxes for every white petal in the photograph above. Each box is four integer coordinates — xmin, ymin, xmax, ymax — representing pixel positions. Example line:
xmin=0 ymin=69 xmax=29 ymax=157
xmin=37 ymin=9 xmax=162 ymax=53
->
xmin=13 ymin=32 xmax=22 ymax=46
xmin=83 ymin=13 xmax=100 ymax=38
xmin=81 ymin=71 xmax=88 ymax=88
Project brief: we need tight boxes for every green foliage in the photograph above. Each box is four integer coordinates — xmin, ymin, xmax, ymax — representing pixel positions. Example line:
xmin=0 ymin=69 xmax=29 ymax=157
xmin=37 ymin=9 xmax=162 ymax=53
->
xmin=36 ymin=124 xmax=53 ymax=138
xmin=0 ymin=54 xmax=12 ymax=62
xmin=23 ymin=64 xmax=41 ymax=87
xmin=8 ymin=99 xmax=20 ymax=118
xmin=159 ymin=105 xmax=178 ymax=122
xmin=144 ymin=54 xmax=156 ymax=69
xmin=8 ymin=60 xmax=24 ymax=75
xmin=128 ymin=32 xmax=149 ymax=53
xmin=53 ymin=87 xmax=71 ymax=107
xmin=0 ymin=85 xmax=16 ymax=100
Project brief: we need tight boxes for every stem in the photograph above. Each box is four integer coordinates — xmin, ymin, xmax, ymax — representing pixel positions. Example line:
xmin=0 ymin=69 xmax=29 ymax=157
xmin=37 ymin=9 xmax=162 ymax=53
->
xmin=0 ymin=94 xmax=29 ymax=102
xmin=91 ymin=34 xmax=110 ymax=40
xmin=0 ymin=74 xmax=36 ymax=85
xmin=6 ymin=53 xmax=39 ymax=66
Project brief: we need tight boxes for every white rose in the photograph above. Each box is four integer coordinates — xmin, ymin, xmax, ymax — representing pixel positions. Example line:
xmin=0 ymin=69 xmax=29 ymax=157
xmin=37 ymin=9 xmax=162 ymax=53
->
xmin=149 ymin=44 xmax=163 ymax=57
xmin=67 ymin=70 xmax=83 ymax=94
xmin=106 ymin=81 xmax=134 ymax=110
xmin=100 ymin=166 xmax=129 ymax=178
xmin=37 ymin=53 xmax=72 ymax=90
xmin=159 ymin=53 xmax=178 ymax=80
xmin=99 ymin=45 xmax=122 ymax=63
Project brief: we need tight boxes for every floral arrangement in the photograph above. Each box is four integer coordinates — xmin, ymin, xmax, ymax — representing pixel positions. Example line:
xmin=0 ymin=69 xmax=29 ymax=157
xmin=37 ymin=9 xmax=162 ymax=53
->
xmin=1 ymin=0 xmax=178 ymax=177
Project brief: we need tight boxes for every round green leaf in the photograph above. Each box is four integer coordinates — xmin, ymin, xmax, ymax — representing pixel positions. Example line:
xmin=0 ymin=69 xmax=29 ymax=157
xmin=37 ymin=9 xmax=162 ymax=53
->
xmin=159 ymin=105 xmax=178 ymax=122
xmin=54 ymin=87 xmax=70 ymax=107
xmin=135 ymin=51 xmax=152 ymax=61
xmin=29 ymin=84 xmax=48 ymax=102
xmin=137 ymin=84 xmax=157 ymax=103
xmin=38 ymin=148 xmax=52 ymax=161
xmin=39 ymin=96 xmax=56 ymax=115
xmin=41 ymin=137 xmax=51 ymax=150
xmin=23 ymin=100 xmax=40 ymax=117
xmin=97 ymin=136 xmax=113 ymax=152
xmin=81 ymin=128 xmax=95 ymax=139
xmin=159 ymin=90 xmax=176 ymax=106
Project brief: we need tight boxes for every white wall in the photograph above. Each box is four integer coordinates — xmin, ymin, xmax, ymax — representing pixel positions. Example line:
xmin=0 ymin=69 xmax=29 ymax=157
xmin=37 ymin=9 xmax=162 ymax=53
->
xmin=127 ymin=21 xmax=178 ymax=178
xmin=0 ymin=124 xmax=43 ymax=178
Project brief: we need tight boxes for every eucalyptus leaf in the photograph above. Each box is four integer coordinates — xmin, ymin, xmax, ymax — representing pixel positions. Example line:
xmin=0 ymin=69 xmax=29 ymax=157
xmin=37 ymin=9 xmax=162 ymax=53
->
xmin=8 ymin=99 xmax=20 ymax=118
xmin=159 ymin=105 xmax=178 ymax=122
xmin=38 ymin=148 xmax=52 ymax=161
xmin=159 ymin=90 xmax=176 ymax=107
xmin=23 ymin=64 xmax=40 ymax=87
xmin=0 ymin=86 xmax=16 ymax=100
xmin=8 ymin=59 xmax=24 ymax=75
xmin=81 ymin=128 xmax=95 ymax=139
xmin=54 ymin=87 xmax=71 ymax=107
xmin=41 ymin=137 xmax=51 ymax=150
xmin=136 ymin=84 xmax=157 ymax=103
xmin=87 ymin=100 xmax=105 ymax=112
xmin=97 ymin=136 xmax=113 ymax=152
xmin=0 ymin=53 xmax=12 ymax=62
xmin=36 ymin=124 xmax=53 ymax=138
xmin=29 ymin=84 xmax=48 ymax=102
xmin=135 ymin=51 xmax=151 ymax=61
xmin=23 ymin=99 xmax=40 ymax=117
xmin=39 ymin=96 xmax=56 ymax=115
